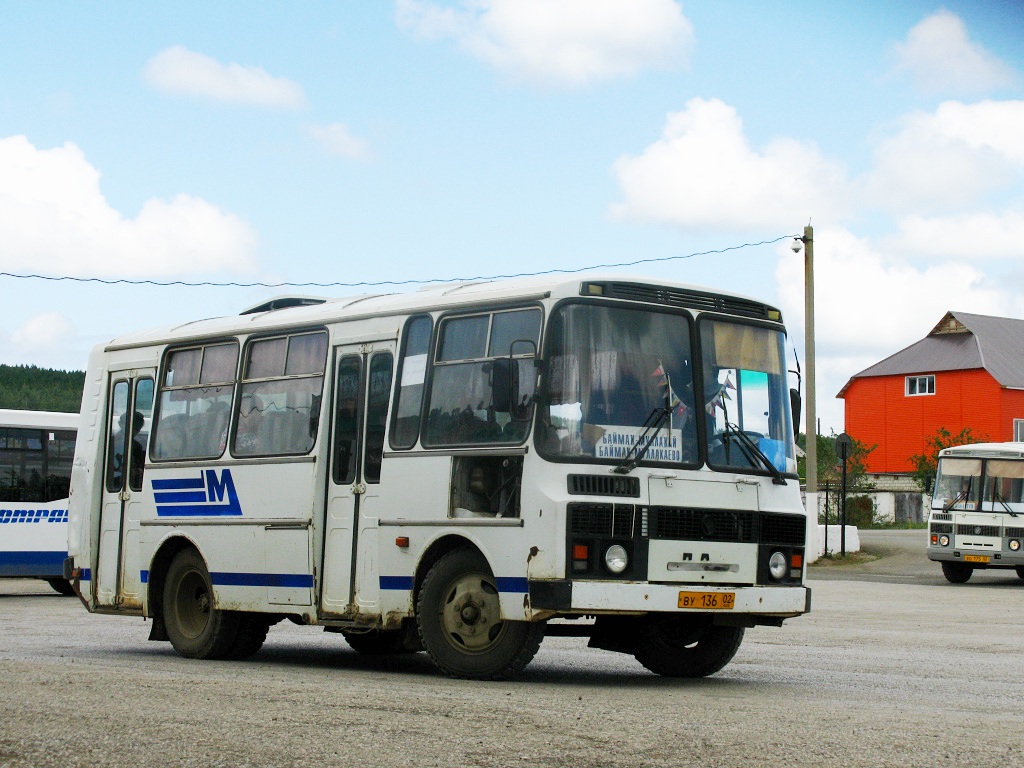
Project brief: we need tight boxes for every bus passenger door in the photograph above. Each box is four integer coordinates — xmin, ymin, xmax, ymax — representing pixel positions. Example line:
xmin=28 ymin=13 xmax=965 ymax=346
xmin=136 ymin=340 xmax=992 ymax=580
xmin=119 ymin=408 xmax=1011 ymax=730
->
xmin=321 ymin=344 xmax=394 ymax=617
xmin=95 ymin=372 xmax=154 ymax=610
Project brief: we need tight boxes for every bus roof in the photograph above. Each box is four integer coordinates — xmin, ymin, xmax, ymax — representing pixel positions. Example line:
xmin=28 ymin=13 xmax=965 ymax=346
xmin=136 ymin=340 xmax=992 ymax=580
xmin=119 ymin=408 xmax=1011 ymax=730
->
xmin=938 ymin=442 xmax=1024 ymax=460
xmin=100 ymin=273 xmax=783 ymax=353
xmin=0 ymin=409 xmax=80 ymax=430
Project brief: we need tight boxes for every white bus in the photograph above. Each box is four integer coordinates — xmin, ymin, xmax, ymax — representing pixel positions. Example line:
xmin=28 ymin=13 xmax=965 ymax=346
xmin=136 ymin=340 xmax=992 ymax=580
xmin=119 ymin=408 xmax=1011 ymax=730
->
xmin=1 ymin=408 xmax=79 ymax=595
xmin=66 ymin=274 xmax=809 ymax=679
xmin=928 ymin=442 xmax=1024 ymax=583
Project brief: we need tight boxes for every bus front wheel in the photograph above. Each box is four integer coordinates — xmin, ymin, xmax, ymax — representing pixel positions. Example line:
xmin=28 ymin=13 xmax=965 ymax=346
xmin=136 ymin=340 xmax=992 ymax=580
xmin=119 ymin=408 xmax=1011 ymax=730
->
xmin=634 ymin=615 xmax=744 ymax=677
xmin=162 ymin=548 xmax=240 ymax=659
xmin=941 ymin=561 xmax=973 ymax=584
xmin=416 ymin=548 xmax=544 ymax=680
xmin=46 ymin=578 xmax=76 ymax=596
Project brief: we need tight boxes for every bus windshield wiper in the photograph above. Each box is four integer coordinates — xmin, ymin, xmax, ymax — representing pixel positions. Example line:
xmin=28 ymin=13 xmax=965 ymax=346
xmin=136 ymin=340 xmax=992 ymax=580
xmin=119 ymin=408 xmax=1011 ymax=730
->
xmin=942 ymin=489 xmax=968 ymax=512
xmin=613 ymin=403 xmax=673 ymax=474
xmin=722 ymin=422 xmax=787 ymax=485
xmin=991 ymin=488 xmax=1018 ymax=516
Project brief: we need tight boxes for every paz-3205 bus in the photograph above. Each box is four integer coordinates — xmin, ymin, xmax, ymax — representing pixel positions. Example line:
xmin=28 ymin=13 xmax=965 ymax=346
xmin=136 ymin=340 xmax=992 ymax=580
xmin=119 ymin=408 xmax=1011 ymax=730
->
xmin=66 ymin=274 xmax=810 ymax=679
xmin=928 ymin=442 xmax=1024 ymax=584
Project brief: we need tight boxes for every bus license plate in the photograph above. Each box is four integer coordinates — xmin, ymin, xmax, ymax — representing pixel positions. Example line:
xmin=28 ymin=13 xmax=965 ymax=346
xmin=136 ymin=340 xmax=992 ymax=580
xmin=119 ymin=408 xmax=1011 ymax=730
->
xmin=678 ymin=591 xmax=735 ymax=610
xmin=964 ymin=555 xmax=990 ymax=563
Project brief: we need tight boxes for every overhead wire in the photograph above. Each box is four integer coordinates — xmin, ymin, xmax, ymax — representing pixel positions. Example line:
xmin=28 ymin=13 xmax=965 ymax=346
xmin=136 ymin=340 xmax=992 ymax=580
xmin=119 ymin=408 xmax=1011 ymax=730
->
xmin=0 ymin=234 xmax=797 ymax=290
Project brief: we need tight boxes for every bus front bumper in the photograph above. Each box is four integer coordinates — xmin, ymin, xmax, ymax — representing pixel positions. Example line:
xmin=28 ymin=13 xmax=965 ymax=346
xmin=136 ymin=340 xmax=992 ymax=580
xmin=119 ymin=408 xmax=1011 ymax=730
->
xmin=528 ymin=579 xmax=810 ymax=618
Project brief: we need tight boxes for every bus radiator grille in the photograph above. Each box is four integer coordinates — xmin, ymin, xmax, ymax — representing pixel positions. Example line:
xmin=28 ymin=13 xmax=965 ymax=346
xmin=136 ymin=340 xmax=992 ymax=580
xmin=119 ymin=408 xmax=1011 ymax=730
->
xmin=956 ymin=524 xmax=1000 ymax=537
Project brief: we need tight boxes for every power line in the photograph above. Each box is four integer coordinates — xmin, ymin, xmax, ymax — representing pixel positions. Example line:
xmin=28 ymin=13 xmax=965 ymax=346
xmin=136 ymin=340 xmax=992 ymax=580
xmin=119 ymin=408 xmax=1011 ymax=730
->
xmin=0 ymin=234 xmax=796 ymax=289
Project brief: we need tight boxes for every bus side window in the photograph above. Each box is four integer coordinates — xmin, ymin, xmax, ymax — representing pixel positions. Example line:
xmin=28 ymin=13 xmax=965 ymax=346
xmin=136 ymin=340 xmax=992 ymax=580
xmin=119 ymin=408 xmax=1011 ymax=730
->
xmin=153 ymin=342 xmax=239 ymax=461
xmin=391 ymin=315 xmax=431 ymax=450
xmin=365 ymin=353 xmax=393 ymax=483
xmin=235 ymin=331 xmax=327 ymax=457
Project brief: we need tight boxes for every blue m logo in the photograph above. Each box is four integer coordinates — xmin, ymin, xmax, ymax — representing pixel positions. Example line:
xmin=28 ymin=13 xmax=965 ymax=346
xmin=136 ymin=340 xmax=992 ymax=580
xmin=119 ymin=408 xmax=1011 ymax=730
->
xmin=152 ymin=469 xmax=243 ymax=517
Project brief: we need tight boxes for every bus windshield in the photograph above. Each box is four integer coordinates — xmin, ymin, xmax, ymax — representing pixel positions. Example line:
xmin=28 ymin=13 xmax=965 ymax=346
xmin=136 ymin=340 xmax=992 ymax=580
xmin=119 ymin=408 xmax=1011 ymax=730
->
xmin=699 ymin=318 xmax=796 ymax=475
xmin=538 ymin=303 xmax=796 ymax=474
xmin=932 ymin=457 xmax=982 ymax=510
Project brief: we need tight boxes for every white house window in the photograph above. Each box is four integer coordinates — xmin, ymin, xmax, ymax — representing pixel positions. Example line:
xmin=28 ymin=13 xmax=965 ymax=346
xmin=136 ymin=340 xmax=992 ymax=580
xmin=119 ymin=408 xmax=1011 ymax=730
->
xmin=906 ymin=375 xmax=935 ymax=396
xmin=1014 ymin=419 xmax=1024 ymax=442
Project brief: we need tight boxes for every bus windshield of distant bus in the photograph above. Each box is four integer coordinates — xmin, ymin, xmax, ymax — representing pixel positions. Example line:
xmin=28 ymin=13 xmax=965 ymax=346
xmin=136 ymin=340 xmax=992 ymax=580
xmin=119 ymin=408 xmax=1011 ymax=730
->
xmin=539 ymin=303 xmax=796 ymax=474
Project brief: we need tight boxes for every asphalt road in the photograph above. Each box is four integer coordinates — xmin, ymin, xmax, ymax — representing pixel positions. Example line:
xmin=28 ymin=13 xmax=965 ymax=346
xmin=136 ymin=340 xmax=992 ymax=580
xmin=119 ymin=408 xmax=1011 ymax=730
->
xmin=2 ymin=531 xmax=1022 ymax=768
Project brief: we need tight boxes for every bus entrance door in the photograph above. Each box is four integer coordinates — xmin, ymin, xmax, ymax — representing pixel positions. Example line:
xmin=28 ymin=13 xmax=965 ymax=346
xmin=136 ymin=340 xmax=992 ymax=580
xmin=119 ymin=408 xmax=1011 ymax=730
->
xmin=321 ymin=343 xmax=394 ymax=618
xmin=95 ymin=372 xmax=154 ymax=611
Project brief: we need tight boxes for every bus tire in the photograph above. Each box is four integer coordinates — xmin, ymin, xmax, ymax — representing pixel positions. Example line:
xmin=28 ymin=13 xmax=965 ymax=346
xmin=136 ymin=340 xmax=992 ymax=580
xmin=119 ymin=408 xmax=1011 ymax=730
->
xmin=941 ymin=561 xmax=973 ymax=584
xmin=225 ymin=613 xmax=271 ymax=659
xmin=633 ymin=615 xmax=744 ymax=678
xmin=416 ymin=548 xmax=544 ymax=680
xmin=162 ymin=548 xmax=240 ymax=659
xmin=342 ymin=628 xmax=416 ymax=655
xmin=46 ymin=578 xmax=76 ymax=596
xmin=1015 ymin=566 xmax=1024 ymax=581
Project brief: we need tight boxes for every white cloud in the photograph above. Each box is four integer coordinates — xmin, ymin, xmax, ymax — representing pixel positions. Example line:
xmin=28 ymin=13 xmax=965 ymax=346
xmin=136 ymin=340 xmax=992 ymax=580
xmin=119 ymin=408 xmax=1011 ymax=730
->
xmin=860 ymin=100 xmax=1024 ymax=214
xmin=307 ymin=123 xmax=372 ymax=160
xmin=891 ymin=10 xmax=1016 ymax=95
xmin=889 ymin=211 xmax=1024 ymax=260
xmin=0 ymin=135 xmax=258 ymax=278
xmin=143 ymin=45 xmax=306 ymax=108
xmin=774 ymin=227 xmax=1020 ymax=432
xmin=396 ymin=0 xmax=693 ymax=86
xmin=610 ymin=98 xmax=848 ymax=232
xmin=10 ymin=312 xmax=75 ymax=349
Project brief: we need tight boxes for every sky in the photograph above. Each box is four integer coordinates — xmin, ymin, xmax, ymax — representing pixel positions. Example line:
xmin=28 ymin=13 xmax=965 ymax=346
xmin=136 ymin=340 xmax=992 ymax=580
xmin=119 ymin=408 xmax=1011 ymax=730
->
xmin=2 ymin=1 xmax=1024 ymax=434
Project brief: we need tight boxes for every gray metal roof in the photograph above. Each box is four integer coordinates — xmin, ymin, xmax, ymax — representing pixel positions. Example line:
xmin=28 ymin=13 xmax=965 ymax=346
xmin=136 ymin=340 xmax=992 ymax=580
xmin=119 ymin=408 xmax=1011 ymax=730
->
xmin=838 ymin=311 xmax=1024 ymax=395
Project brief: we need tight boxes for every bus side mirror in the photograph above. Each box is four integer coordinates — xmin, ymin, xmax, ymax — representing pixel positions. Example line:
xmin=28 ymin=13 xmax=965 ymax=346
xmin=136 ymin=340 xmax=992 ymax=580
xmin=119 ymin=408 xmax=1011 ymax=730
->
xmin=790 ymin=387 xmax=801 ymax=440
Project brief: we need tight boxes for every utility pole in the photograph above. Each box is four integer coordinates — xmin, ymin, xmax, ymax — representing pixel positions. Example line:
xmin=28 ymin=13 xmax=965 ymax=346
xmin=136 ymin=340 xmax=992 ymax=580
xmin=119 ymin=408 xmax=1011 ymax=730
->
xmin=802 ymin=225 xmax=817 ymax=527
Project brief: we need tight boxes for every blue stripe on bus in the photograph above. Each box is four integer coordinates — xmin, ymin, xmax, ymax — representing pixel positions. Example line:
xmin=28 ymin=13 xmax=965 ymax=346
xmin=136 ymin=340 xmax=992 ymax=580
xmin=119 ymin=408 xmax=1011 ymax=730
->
xmin=380 ymin=576 xmax=415 ymax=590
xmin=139 ymin=571 xmax=312 ymax=588
xmin=0 ymin=550 xmax=67 ymax=577
xmin=494 ymin=577 xmax=529 ymax=593
xmin=151 ymin=477 xmax=205 ymax=490
xmin=378 ymin=576 xmax=529 ymax=593
xmin=152 ymin=506 xmax=242 ymax=517
xmin=210 ymin=572 xmax=314 ymax=588
xmin=153 ymin=491 xmax=207 ymax=504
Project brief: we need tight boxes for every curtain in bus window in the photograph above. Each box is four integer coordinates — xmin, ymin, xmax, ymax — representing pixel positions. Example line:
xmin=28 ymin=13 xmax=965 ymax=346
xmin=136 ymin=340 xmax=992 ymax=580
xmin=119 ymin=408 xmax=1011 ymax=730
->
xmin=391 ymin=316 xmax=432 ymax=449
xmin=983 ymin=459 xmax=1024 ymax=508
xmin=933 ymin=458 xmax=982 ymax=507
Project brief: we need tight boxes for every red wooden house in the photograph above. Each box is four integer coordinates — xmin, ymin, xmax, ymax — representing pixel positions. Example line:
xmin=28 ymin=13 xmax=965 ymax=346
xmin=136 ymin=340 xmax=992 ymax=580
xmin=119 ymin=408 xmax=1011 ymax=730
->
xmin=838 ymin=311 xmax=1024 ymax=475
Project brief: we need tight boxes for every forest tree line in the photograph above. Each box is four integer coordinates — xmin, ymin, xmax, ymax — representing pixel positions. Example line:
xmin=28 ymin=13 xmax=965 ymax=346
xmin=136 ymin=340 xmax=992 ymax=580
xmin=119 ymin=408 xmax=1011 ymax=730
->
xmin=0 ymin=364 xmax=85 ymax=414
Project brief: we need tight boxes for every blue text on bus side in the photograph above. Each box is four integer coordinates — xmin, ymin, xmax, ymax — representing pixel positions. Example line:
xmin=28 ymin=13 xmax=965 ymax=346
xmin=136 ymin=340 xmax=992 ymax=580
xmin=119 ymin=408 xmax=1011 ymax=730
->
xmin=152 ymin=469 xmax=242 ymax=517
xmin=0 ymin=508 xmax=68 ymax=523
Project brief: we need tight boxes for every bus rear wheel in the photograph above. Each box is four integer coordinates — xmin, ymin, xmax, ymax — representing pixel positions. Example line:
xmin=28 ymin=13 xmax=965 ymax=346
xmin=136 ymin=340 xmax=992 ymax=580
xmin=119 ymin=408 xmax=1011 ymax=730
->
xmin=163 ymin=548 xmax=240 ymax=659
xmin=941 ymin=561 xmax=973 ymax=584
xmin=416 ymin=548 xmax=544 ymax=680
xmin=634 ymin=615 xmax=744 ymax=678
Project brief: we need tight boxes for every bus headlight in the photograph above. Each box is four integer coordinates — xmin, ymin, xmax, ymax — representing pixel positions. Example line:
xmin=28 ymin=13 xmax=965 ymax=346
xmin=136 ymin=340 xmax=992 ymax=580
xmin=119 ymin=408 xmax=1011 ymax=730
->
xmin=768 ymin=551 xmax=788 ymax=580
xmin=604 ymin=544 xmax=628 ymax=574
xmin=939 ymin=535 xmax=950 ymax=547
xmin=1010 ymin=539 xmax=1021 ymax=552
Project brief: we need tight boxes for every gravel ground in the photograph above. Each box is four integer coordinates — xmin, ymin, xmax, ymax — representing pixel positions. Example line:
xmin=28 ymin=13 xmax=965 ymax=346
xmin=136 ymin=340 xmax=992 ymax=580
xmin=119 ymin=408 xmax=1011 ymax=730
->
xmin=2 ymin=531 xmax=1022 ymax=768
